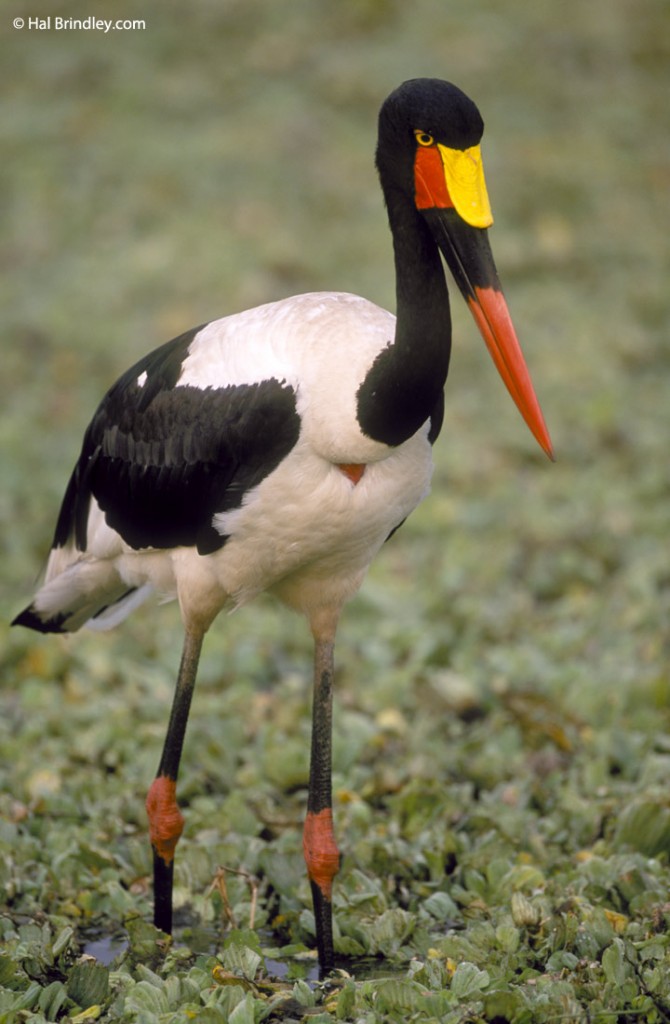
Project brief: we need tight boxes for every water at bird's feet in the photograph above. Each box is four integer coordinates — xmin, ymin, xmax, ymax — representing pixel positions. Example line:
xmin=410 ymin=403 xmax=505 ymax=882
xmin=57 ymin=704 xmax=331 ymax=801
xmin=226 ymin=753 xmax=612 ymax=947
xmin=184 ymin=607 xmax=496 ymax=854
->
xmin=81 ymin=928 xmax=129 ymax=965
xmin=81 ymin=921 xmax=406 ymax=984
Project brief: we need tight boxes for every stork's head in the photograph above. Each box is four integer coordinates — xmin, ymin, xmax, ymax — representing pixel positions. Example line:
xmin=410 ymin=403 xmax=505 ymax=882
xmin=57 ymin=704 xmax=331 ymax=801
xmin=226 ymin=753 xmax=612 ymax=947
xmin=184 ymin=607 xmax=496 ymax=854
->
xmin=377 ymin=78 xmax=553 ymax=459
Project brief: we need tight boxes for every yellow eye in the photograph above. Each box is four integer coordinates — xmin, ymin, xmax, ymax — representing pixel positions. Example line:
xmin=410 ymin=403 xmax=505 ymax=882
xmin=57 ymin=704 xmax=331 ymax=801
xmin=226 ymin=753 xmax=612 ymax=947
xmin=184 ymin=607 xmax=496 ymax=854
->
xmin=414 ymin=130 xmax=434 ymax=147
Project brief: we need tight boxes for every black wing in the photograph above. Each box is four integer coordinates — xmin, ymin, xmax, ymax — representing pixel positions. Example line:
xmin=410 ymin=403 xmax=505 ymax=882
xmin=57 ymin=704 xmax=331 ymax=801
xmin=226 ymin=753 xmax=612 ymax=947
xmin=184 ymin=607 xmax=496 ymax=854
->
xmin=54 ymin=324 xmax=301 ymax=557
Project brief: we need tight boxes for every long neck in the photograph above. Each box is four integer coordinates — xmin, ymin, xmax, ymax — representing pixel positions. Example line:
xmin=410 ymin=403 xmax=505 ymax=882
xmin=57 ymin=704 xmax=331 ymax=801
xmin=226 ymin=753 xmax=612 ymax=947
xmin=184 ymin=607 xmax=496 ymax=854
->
xmin=356 ymin=188 xmax=452 ymax=446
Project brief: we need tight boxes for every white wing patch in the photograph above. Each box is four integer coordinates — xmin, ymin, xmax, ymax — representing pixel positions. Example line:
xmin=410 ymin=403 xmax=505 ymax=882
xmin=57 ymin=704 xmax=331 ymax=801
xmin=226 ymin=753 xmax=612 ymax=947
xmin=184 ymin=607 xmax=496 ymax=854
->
xmin=176 ymin=292 xmax=396 ymax=465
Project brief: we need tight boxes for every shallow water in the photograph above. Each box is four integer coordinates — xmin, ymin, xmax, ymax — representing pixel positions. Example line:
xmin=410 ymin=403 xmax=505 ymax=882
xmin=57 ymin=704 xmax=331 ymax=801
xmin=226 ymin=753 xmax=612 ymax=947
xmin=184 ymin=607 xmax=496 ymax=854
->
xmin=82 ymin=927 xmax=403 ymax=984
xmin=82 ymin=931 xmax=130 ymax=966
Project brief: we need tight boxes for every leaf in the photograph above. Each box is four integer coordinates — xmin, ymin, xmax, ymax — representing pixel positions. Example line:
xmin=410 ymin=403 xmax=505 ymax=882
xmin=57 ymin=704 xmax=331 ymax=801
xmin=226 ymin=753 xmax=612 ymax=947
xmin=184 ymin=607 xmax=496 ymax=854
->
xmin=602 ymin=939 xmax=633 ymax=988
xmin=136 ymin=963 xmax=165 ymax=989
xmin=124 ymin=979 xmax=170 ymax=1016
xmin=52 ymin=926 xmax=76 ymax=958
xmin=222 ymin=936 xmax=262 ymax=980
xmin=228 ymin=992 xmax=259 ymax=1024
xmin=0 ymin=955 xmax=19 ymax=988
xmin=70 ymin=1005 xmax=104 ymax=1023
xmin=38 ymin=980 xmax=69 ymax=1018
xmin=189 ymin=1010 xmax=228 ymax=1024
xmin=495 ymin=919 xmax=521 ymax=953
xmin=484 ymin=990 xmax=529 ymax=1022
xmin=422 ymin=890 xmax=459 ymax=921
xmin=124 ymin=916 xmax=167 ymax=969
xmin=10 ymin=982 xmax=41 ymax=1012
xmin=373 ymin=979 xmax=427 ymax=1013
xmin=614 ymin=801 xmax=670 ymax=857
xmin=510 ymin=891 xmax=541 ymax=929
xmin=546 ymin=950 xmax=579 ymax=972
xmin=450 ymin=961 xmax=490 ymax=999
xmin=206 ymin=984 xmax=248 ymax=1018
xmin=335 ymin=981 xmax=356 ymax=1020
xmin=603 ymin=909 xmax=628 ymax=934
xmin=223 ymin=928 xmax=263 ymax=954
xmin=366 ymin=908 xmax=415 ymax=956
xmin=292 ymin=979 xmax=316 ymax=1007
xmin=66 ymin=962 xmax=110 ymax=1008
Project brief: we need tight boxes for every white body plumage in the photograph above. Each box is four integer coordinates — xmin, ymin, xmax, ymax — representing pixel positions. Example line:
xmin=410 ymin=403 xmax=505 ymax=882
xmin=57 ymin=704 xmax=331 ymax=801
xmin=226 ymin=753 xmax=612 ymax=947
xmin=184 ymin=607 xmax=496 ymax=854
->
xmin=29 ymin=292 xmax=435 ymax=637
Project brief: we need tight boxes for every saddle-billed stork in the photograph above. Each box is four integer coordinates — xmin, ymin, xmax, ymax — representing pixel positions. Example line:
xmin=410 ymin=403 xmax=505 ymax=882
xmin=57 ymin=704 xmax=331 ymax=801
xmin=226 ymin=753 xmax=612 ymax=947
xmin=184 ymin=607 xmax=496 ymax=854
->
xmin=13 ymin=78 xmax=552 ymax=972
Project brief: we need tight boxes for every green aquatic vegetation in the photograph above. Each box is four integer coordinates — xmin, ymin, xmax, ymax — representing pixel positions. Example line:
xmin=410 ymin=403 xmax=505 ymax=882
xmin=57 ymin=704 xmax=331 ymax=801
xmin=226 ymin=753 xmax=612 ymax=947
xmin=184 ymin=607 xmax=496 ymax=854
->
xmin=2 ymin=0 xmax=669 ymax=1018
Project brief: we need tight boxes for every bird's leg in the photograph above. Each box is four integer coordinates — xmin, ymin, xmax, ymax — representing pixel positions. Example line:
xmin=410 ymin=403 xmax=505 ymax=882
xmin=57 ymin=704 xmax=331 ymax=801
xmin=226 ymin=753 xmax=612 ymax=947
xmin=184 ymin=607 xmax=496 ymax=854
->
xmin=303 ymin=631 xmax=341 ymax=974
xmin=146 ymin=626 xmax=204 ymax=934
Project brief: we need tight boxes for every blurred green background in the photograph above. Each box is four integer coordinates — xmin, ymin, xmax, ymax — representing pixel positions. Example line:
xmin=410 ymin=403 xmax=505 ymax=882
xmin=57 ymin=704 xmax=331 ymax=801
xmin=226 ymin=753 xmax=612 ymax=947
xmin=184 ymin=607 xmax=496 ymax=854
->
xmin=1 ymin=0 xmax=669 ymax=1018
